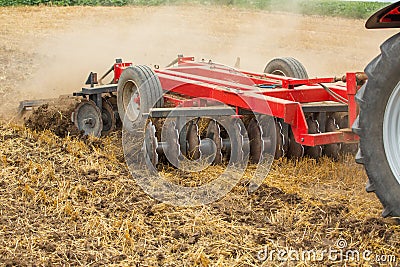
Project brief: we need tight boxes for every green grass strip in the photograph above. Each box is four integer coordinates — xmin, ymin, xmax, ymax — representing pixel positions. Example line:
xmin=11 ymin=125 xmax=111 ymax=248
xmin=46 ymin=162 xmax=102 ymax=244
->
xmin=0 ymin=0 xmax=392 ymax=20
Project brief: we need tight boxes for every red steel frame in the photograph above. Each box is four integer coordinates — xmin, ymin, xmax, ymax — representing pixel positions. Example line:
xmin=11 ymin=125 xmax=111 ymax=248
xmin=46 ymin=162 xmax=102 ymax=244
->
xmin=114 ymin=62 xmax=133 ymax=83
xmin=115 ymin=57 xmax=359 ymax=146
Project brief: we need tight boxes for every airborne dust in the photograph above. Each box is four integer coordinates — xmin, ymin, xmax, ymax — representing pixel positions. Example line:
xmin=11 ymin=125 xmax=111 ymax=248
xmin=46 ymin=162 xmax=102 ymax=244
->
xmin=0 ymin=5 xmax=397 ymax=120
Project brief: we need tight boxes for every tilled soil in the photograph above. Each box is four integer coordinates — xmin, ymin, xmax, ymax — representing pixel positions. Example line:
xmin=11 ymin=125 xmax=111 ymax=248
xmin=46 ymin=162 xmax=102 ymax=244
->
xmin=0 ymin=5 xmax=399 ymax=267
xmin=1 ymin=125 xmax=399 ymax=266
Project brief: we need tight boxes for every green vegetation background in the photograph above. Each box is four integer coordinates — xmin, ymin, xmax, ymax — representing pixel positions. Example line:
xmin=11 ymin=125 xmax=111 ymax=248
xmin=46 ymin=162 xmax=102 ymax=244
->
xmin=0 ymin=0 xmax=391 ymax=19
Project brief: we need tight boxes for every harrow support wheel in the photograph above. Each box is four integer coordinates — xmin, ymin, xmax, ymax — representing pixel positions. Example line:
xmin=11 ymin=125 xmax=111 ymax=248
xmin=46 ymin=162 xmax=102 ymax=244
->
xmin=117 ymin=65 xmax=164 ymax=125
xmin=264 ymin=57 xmax=308 ymax=79
xmin=73 ymin=100 xmax=103 ymax=137
xmin=353 ymin=32 xmax=400 ymax=218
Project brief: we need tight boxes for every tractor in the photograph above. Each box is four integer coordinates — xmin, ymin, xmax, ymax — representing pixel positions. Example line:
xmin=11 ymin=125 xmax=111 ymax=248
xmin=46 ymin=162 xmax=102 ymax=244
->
xmin=353 ymin=1 xmax=400 ymax=218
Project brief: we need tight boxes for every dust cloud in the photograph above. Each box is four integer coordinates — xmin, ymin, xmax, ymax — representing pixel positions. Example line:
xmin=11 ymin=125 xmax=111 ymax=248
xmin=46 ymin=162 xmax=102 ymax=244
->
xmin=4 ymin=5 xmax=399 ymax=112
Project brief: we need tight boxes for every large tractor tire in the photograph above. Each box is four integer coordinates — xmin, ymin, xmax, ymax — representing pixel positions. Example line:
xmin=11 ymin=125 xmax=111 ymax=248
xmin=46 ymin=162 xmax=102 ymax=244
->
xmin=117 ymin=65 xmax=164 ymax=125
xmin=353 ymin=32 xmax=400 ymax=218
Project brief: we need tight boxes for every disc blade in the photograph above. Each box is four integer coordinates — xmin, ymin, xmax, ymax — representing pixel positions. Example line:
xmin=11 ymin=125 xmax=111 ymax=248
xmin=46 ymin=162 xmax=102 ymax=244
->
xmin=144 ymin=121 xmax=158 ymax=167
xmin=186 ymin=120 xmax=201 ymax=160
xmin=323 ymin=116 xmax=341 ymax=160
xmin=304 ymin=117 xmax=322 ymax=159
xmin=73 ymin=100 xmax=103 ymax=137
xmin=101 ymin=98 xmax=116 ymax=136
xmin=206 ymin=120 xmax=223 ymax=164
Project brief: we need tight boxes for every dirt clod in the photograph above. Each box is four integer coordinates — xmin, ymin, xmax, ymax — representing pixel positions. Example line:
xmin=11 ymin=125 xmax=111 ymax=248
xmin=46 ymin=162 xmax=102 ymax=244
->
xmin=24 ymin=99 xmax=81 ymax=137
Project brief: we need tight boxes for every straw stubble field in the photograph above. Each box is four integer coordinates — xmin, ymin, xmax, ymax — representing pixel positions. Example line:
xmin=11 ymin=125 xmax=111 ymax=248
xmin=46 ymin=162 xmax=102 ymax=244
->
xmin=0 ymin=5 xmax=399 ymax=266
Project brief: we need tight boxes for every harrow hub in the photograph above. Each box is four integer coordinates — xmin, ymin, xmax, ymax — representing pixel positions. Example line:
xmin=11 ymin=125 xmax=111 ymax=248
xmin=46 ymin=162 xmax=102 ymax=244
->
xmin=73 ymin=100 xmax=103 ymax=137
xmin=121 ymin=80 xmax=140 ymax=122
xmin=383 ymin=82 xmax=400 ymax=184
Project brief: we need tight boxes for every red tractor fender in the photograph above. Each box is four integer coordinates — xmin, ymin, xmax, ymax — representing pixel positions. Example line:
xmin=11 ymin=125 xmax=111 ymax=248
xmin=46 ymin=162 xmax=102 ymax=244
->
xmin=366 ymin=1 xmax=400 ymax=29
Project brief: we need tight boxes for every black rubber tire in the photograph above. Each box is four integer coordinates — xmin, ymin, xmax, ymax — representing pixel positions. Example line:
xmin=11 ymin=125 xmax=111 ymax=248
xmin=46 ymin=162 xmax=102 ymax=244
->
xmin=264 ymin=57 xmax=308 ymax=79
xmin=353 ymin=32 xmax=400 ymax=218
xmin=117 ymin=65 xmax=164 ymax=125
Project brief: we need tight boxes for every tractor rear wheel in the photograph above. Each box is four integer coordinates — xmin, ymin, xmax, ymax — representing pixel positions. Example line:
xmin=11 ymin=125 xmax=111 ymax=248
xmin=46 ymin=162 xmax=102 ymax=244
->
xmin=117 ymin=65 xmax=164 ymax=125
xmin=353 ymin=32 xmax=400 ymax=218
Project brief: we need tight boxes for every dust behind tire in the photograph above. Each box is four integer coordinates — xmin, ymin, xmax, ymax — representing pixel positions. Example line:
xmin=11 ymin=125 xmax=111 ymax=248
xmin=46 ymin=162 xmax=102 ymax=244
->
xmin=353 ymin=32 xmax=400 ymax=218
xmin=117 ymin=65 xmax=164 ymax=127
